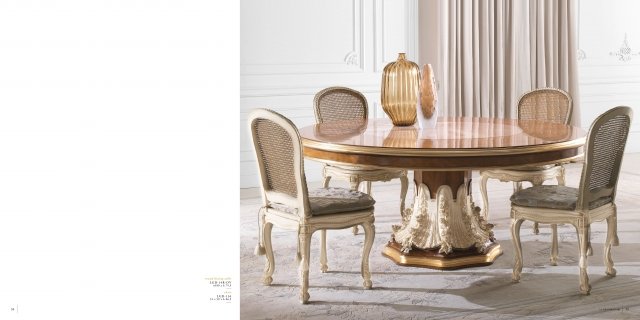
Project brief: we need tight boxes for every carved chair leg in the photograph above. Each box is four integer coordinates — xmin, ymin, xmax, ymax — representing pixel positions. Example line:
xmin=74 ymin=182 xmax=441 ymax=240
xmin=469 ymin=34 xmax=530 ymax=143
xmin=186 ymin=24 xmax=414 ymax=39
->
xmin=479 ymin=174 xmax=490 ymax=220
xmin=605 ymin=215 xmax=617 ymax=276
xmin=550 ymin=224 xmax=558 ymax=266
xmin=577 ymin=223 xmax=592 ymax=295
xmin=322 ymin=175 xmax=332 ymax=188
xmin=322 ymin=164 xmax=332 ymax=188
xmin=612 ymin=210 xmax=620 ymax=246
xmin=587 ymin=226 xmax=593 ymax=256
xmin=254 ymin=207 xmax=266 ymax=255
xmin=298 ymin=229 xmax=312 ymax=304
xmin=349 ymin=177 xmax=361 ymax=191
xmin=350 ymin=177 xmax=361 ymax=235
xmin=556 ymin=166 xmax=566 ymax=186
xmin=295 ymin=235 xmax=301 ymax=264
xmin=399 ymin=173 xmax=409 ymax=220
xmin=360 ymin=221 xmax=375 ymax=289
xmin=262 ymin=222 xmax=275 ymax=286
xmin=526 ymin=181 xmax=541 ymax=235
xmin=362 ymin=181 xmax=372 ymax=194
xmin=513 ymin=181 xmax=523 ymax=193
xmin=532 ymin=223 xmax=540 ymax=235
xmin=320 ymin=230 xmax=328 ymax=273
xmin=511 ymin=217 xmax=525 ymax=282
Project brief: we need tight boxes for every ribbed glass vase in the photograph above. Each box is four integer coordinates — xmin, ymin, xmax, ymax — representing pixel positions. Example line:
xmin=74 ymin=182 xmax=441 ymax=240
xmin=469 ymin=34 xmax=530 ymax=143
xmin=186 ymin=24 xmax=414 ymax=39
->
xmin=381 ymin=53 xmax=420 ymax=126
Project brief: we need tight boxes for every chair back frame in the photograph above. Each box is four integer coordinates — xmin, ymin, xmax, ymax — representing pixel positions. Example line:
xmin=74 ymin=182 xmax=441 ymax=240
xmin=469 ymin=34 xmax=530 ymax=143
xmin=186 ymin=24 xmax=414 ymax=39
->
xmin=249 ymin=108 xmax=312 ymax=219
xmin=576 ymin=106 xmax=633 ymax=211
xmin=517 ymin=87 xmax=573 ymax=125
xmin=313 ymin=86 xmax=368 ymax=124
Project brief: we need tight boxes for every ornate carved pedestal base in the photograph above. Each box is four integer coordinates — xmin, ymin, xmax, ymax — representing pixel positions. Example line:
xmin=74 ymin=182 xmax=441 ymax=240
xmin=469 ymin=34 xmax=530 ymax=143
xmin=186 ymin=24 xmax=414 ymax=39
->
xmin=382 ymin=172 xmax=502 ymax=269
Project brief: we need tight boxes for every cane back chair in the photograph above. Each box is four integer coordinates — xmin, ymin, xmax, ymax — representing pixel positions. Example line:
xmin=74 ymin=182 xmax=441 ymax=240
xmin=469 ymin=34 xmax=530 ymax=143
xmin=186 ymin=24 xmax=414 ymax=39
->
xmin=480 ymin=88 xmax=573 ymax=234
xmin=510 ymin=106 xmax=632 ymax=294
xmin=249 ymin=108 xmax=376 ymax=304
xmin=314 ymin=86 xmax=409 ymax=235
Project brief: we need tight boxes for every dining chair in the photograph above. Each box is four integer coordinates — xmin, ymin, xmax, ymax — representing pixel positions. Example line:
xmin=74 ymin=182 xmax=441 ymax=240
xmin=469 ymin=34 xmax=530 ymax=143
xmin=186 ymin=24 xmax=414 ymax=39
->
xmin=479 ymin=88 xmax=572 ymax=234
xmin=314 ymin=86 xmax=409 ymax=234
xmin=249 ymin=108 xmax=376 ymax=304
xmin=510 ymin=106 xmax=632 ymax=294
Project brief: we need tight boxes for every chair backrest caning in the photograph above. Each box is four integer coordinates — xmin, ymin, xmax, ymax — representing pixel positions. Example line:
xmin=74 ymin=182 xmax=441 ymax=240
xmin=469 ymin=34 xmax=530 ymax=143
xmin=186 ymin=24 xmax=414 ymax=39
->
xmin=314 ymin=87 xmax=368 ymax=123
xmin=253 ymin=119 xmax=297 ymax=197
xmin=517 ymin=88 xmax=572 ymax=124
xmin=249 ymin=108 xmax=311 ymax=217
xmin=577 ymin=106 xmax=633 ymax=211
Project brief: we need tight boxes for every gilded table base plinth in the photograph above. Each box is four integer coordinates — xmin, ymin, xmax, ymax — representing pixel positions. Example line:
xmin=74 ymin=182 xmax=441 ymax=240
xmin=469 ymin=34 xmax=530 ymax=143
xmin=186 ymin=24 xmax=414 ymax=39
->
xmin=382 ymin=240 xmax=502 ymax=270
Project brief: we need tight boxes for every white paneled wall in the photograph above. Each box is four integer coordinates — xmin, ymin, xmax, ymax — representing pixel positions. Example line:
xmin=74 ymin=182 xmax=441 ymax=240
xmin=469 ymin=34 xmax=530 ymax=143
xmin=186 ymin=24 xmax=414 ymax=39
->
xmin=578 ymin=0 xmax=640 ymax=151
xmin=240 ymin=0 xmax=418 ymax=188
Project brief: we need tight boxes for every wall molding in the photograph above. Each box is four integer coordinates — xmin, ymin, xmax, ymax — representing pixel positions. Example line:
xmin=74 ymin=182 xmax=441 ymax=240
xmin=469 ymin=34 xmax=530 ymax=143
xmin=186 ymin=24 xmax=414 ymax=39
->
xmin=240 ymin=85 xmax=382 ymax=98
xmin=580 ymin=78 xmax=640 ymax=85
xmin=241 ymin=0 xmax=365 ymax=75
xmin=240 ymin=1 xmax=420 ymax=188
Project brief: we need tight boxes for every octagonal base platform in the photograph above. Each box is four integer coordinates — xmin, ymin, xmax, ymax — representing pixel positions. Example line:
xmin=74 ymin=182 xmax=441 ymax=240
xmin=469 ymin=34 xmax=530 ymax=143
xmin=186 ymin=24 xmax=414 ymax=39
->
xmin=382 ymin=240 xmax=503 ymax=270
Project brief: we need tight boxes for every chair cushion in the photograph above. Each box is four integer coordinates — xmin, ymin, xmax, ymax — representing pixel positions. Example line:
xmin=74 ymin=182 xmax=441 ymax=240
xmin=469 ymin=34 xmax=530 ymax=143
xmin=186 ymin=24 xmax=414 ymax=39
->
xmin=510 ymin=185 xmax=612 ymax=210
xmin=270 ymin=187 xmax=375 ymax=216
xmin=309 ymin=187 xmax=375 ymax=215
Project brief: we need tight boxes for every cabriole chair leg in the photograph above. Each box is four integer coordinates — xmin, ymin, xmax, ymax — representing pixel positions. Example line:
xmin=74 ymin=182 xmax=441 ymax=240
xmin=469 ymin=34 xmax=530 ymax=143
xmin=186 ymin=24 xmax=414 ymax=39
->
xmin=550 ymin=224 xmax=558 ymax=266
xmin=262 ymin=222 xmax=275 ymax=286
xmin=320 ymin=230 xmax=328 ymax=273
xmin=350 ymin=178 xmax=361 ymax=235
xmin=298 ymin=229 xmax=312 ymax=304
xmin=511 ymin=218 xmax=525 ymax=282
xmin=361 ymin=222 xmax=375 ymax=289
xmin=604 ymin=215 xmax=617 ymax=276
xmin=577 ymin=224 xmax=592 ymax=295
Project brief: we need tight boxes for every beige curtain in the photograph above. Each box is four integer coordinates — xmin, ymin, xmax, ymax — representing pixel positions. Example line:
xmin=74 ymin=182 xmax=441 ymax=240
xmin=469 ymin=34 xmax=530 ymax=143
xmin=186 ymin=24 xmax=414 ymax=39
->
xmin=437 ymin=0 xmax=580 ymax=125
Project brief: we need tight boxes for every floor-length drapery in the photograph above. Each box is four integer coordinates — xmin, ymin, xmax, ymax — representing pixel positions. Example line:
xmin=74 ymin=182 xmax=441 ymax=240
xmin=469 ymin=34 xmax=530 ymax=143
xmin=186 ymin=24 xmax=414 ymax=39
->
xmin=437 ymin=0 xmax=580 ymax=125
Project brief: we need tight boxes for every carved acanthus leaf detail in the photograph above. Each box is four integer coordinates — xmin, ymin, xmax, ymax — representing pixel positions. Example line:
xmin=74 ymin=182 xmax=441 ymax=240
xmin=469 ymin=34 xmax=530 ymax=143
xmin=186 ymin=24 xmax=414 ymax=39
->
xmin=344 ymin=51 xmax=359 ymax=66
xmin=391 ymin=183 xmax=495 ymax=255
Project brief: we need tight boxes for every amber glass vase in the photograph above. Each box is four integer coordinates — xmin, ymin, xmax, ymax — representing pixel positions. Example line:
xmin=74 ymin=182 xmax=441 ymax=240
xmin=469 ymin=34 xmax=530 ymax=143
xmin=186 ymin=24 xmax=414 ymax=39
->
xmin=381 ymin=53 xmax=421 ymax=126
xmin=420 ymin=64 xmax=438 ymax=118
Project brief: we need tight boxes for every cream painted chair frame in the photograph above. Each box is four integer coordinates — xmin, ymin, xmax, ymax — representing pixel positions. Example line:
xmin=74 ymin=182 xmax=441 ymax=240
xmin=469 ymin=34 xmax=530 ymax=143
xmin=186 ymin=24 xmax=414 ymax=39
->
xmin=249 ymin=108 xmax=375 ymax=304
xmin=510 ymin=106 xmax=632 ymax=295
xmin=314 ymin=86 xmax=409 ymax=234
xmin=479 ymin=88 xmax=572 ymax=234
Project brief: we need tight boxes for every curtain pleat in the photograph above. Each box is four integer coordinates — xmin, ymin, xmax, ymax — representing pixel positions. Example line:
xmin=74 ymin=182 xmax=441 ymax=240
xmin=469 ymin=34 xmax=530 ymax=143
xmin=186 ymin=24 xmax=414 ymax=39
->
xmin=439 ymin=0 xmax=580 ymax=125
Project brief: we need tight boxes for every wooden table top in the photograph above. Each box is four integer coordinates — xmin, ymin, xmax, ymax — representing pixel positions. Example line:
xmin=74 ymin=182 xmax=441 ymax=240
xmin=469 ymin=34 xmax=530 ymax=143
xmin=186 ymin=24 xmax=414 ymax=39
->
xmin=299 ymin=117 xmax=586 ymax=170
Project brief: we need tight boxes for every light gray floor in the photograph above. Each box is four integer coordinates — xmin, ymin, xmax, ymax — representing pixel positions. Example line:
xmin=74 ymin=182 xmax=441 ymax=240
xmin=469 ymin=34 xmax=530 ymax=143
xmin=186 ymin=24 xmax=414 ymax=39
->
xmin=239 ymin=153 xmax=640 ymax=320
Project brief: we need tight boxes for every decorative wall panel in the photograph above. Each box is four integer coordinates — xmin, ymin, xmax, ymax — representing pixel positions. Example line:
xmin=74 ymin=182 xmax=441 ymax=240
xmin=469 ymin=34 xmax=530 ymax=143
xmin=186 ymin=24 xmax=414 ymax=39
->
xmin=578 ymin=0 xmax=640 ymax=152
xmin=240 ymin=0 xmax=418 ymax=187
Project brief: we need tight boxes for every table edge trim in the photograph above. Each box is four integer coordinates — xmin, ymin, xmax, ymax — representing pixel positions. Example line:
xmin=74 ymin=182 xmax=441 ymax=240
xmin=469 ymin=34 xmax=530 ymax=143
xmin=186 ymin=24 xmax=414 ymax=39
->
xmin=302 ymin=137 xmax=586 ymax=157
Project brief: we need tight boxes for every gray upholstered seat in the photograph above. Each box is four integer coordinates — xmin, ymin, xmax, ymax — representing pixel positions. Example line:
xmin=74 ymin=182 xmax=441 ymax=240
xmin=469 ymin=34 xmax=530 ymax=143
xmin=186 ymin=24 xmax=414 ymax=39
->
xmin=309 ymin=187 xmax=375 ymax=215
xmin=510 ymin=185 xmax=612 ymax=211
xmin=271 ymin=187 xmax=375 ymax=216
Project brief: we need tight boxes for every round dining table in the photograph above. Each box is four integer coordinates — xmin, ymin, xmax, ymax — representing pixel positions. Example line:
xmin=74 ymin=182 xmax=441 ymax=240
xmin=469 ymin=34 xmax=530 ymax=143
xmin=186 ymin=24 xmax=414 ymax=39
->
xmin=299 ymin=116 xmax=586 ymax=269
